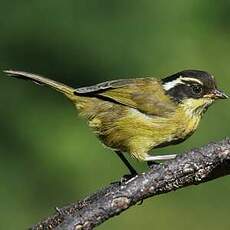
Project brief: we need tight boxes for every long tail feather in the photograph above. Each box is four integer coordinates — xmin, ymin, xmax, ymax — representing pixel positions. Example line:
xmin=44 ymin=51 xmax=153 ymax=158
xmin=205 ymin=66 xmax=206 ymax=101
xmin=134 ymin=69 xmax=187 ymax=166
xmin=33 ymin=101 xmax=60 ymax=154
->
xmin=4 ymin=70 xmax=75 ymax=96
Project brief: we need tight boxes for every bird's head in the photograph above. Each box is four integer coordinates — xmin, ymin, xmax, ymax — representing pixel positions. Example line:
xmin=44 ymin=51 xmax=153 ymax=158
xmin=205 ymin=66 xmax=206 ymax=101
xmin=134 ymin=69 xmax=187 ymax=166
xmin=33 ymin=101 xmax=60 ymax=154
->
xmin=162 ymin=70 xmax=228 ymax=116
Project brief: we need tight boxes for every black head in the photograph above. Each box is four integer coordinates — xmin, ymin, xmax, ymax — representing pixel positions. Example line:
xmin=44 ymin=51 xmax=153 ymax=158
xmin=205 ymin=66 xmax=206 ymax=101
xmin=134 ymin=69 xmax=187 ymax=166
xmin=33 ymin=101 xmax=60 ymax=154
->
xmin=162 ymin=70 xmax=228 ymax=102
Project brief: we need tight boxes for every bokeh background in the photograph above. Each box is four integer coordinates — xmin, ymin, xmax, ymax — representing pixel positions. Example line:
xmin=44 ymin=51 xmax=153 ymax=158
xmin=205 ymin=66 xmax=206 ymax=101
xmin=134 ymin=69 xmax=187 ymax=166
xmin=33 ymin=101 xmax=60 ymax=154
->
xmin=0 ymin=1 xmax=230 ymax=229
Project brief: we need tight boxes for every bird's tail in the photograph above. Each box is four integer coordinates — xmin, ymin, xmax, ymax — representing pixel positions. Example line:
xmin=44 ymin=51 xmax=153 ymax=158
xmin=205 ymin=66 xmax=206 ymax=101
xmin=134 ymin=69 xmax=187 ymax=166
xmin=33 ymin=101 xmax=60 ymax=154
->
xmin=3 ymin=70 xmax=75 ymax=99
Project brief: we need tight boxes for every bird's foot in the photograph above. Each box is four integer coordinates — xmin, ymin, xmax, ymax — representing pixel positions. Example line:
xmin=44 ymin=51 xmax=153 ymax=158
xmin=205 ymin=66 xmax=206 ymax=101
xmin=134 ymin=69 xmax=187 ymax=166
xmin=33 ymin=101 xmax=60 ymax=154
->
xmin=121 ymin=173 xmax=137 ymax=183
xmin=146 ymin=154 xmax=177 ymax=169
xmin=110 ymin=173 xmax=137 ymax=185
xmin=137 ymin=199 xmax=144 ymax=205
xmin=147 ymin=160 xmax=160 ymax=169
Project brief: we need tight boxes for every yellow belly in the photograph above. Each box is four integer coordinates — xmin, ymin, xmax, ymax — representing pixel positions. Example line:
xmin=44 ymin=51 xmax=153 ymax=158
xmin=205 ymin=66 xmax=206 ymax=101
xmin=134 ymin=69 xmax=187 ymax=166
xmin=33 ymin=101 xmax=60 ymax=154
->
xmin=76 ymin=97 xmax=201 ymax=161
xmin=109 ymin=107 xmax=201 ymax=160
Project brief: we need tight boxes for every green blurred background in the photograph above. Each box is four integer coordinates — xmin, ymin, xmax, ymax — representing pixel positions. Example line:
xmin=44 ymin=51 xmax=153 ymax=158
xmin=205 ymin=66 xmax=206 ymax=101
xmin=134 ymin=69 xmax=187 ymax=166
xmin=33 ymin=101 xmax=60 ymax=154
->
xmin=0 ymin=1 xmax=229 ymax=229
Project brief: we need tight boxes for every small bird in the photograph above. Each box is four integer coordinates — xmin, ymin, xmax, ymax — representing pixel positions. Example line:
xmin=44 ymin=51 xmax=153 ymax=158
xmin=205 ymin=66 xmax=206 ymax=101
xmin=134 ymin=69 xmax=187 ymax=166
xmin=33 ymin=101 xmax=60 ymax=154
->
xmin=3 ymin=69 xmax=228 ymax=175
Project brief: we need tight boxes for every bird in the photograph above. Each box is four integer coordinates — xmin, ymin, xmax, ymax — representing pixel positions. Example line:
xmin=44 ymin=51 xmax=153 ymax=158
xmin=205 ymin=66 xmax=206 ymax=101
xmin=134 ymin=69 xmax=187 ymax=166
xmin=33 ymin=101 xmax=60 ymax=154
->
xmin=3 ymin=69 xmax=228 ymax=176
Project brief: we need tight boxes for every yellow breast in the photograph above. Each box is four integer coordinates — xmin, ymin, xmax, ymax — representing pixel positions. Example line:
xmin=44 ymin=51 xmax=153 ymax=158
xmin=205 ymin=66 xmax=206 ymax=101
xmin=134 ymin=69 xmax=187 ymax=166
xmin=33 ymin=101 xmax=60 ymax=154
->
xmin=102 ymin=105 xmax=202 ymax=160
xmin=76 ymin=97 xmax=204 ymax=161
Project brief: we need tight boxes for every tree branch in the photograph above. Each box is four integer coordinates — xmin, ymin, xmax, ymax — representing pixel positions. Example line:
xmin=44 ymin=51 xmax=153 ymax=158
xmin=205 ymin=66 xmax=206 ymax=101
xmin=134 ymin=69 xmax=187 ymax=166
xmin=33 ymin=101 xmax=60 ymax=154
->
xmin=30 ymin=138 xmax=230 ymax=230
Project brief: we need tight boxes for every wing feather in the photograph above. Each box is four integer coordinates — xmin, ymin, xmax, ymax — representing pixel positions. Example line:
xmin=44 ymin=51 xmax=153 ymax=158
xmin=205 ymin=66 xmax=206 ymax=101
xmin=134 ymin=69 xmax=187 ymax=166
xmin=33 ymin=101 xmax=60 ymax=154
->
xmin=75 ymin=78 xmax=176 ymax=115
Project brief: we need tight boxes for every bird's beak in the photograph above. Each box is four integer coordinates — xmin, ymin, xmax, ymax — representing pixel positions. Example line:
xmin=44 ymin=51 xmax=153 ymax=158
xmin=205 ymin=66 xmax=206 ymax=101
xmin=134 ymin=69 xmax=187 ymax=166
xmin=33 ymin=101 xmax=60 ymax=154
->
xmin=205 ymin=89 xmax=229 ymax=99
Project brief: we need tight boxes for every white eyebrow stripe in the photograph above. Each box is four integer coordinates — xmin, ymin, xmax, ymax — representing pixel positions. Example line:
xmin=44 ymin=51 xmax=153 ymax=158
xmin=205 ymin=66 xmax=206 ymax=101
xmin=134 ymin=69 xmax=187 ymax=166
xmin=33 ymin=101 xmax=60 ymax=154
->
xmin=181 ymin=77 xmax=203 ymax=85
xmin=163 ymin=77 xmax=185 ymax=90
xmin=163 ymin=76 xmax=203 ymax=91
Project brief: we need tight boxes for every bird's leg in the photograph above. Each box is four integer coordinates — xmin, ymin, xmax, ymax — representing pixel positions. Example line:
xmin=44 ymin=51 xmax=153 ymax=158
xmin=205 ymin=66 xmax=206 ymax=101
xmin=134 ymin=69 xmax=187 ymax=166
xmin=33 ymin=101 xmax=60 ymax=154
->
xmin=115 ymin=151 xmax=138 ymax=179
xmin=145 ymin=154 xmax=177 ymax=161
xmin=145 ymin=154 xmax=177 ymax=168
xmin=147 ymin=160 xmax=160 ymax=168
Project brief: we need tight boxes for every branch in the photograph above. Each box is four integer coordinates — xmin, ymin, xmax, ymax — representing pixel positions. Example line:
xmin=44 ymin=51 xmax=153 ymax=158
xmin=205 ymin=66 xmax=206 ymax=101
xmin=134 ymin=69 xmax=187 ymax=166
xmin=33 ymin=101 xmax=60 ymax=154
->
xmin=30 ymin=138 xmax=230 ymax=230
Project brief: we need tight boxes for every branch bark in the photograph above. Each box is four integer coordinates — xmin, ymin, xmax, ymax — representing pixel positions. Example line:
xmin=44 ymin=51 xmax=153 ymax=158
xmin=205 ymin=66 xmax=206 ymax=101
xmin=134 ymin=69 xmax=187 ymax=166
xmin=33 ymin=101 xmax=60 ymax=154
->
xmin=30 ymin=138 xmax=230 ymax=230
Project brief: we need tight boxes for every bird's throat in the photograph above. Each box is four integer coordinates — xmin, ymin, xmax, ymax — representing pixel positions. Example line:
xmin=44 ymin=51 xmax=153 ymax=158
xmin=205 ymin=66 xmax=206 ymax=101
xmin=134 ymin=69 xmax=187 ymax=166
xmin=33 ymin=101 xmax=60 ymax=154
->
xmin=180 ymin=98 xmax=213 ymax=118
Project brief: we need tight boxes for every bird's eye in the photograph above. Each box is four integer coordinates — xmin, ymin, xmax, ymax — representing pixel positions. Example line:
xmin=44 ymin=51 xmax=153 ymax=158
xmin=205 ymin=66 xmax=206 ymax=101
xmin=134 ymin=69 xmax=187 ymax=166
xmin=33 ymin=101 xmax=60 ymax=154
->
xmin=192 ymin=85 xmax=203 ymax=95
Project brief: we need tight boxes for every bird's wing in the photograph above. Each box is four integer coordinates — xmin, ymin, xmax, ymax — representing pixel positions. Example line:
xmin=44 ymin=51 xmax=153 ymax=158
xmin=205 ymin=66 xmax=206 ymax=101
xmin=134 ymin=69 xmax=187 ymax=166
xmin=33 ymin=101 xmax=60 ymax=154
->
xmin=75 ymin=78 xmax=176 ymax=115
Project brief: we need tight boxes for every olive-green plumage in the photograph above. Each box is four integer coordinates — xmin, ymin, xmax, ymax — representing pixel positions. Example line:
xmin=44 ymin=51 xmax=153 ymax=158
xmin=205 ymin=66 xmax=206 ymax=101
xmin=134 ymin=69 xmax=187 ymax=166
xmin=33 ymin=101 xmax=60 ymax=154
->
xmin=4 ymin=70 xmax=228 ymax=164
xmin=75 ymin=78 xmax=199 ymax=161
